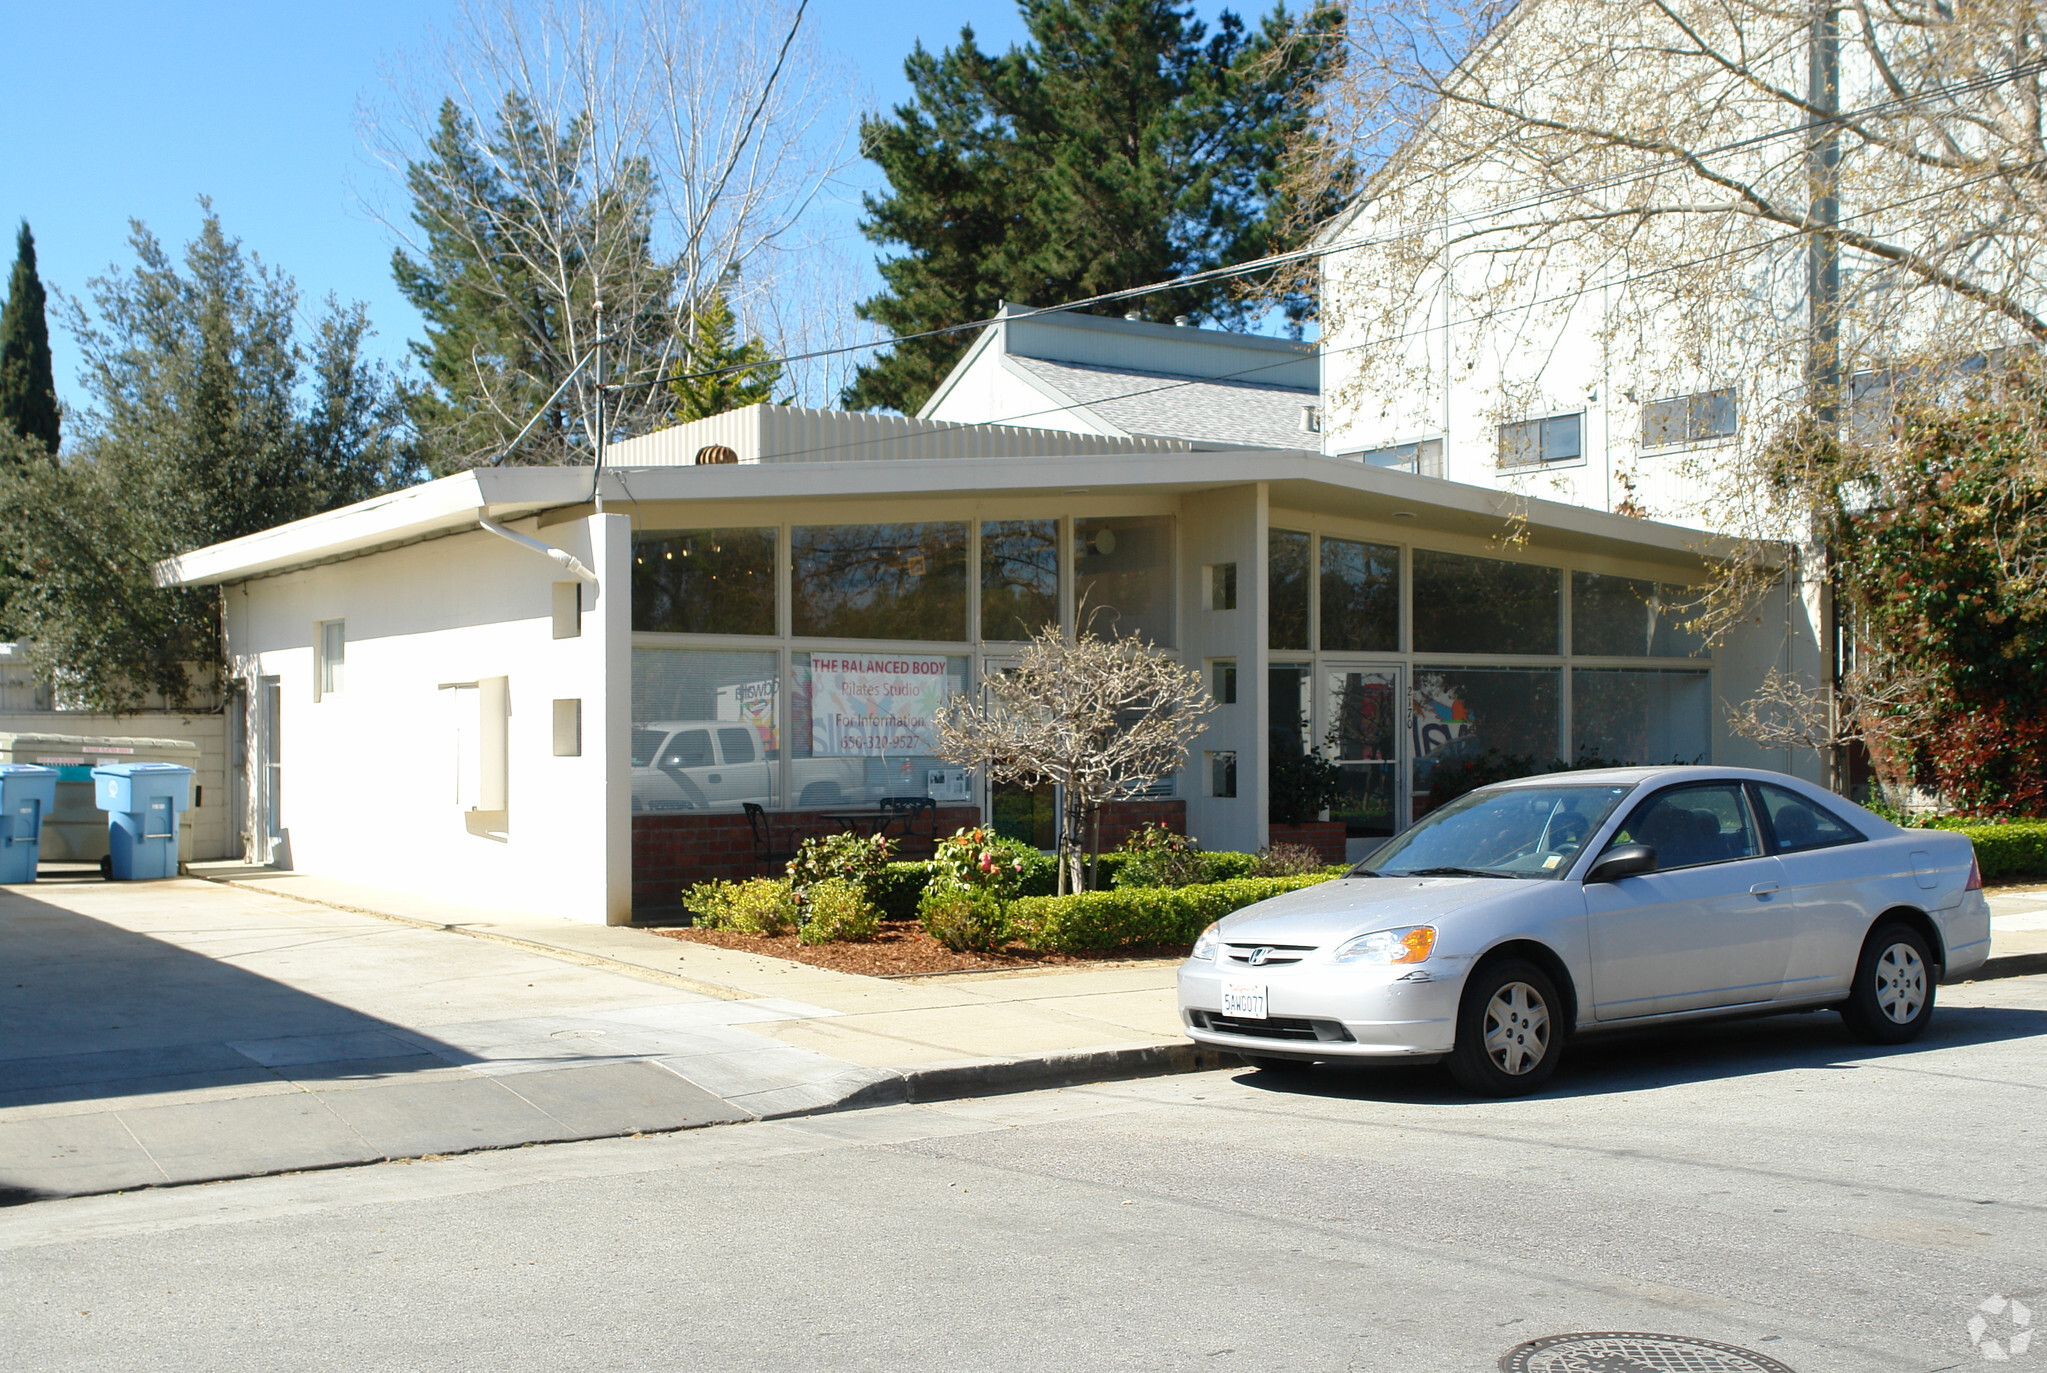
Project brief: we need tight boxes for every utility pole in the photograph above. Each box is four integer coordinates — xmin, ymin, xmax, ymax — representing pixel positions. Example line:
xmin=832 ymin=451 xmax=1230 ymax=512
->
xmin=1808 ymin=1 xmax=1843 ymax=791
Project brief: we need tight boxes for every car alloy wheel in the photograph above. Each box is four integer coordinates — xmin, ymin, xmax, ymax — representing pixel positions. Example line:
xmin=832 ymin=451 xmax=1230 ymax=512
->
xmin=1841 ymin=920 xmax=1937 ymax=1045
xmin=1484 ymin=981 xmax=1550 ymax=1076
xmin=1449 ymin=958 xmax=1563 ymax=1096
xmin=1873 ymin=941 xmax=1927 ymax=1025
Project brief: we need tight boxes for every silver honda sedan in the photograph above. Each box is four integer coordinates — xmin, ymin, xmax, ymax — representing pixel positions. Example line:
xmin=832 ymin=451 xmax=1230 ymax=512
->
xmin=1179 ymin=766 xmax=1990 ymax=1096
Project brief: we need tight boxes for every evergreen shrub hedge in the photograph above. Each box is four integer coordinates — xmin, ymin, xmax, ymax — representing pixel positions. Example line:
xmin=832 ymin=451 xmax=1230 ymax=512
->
xmin=1005 ymin=873 xmax=1340 ymax=953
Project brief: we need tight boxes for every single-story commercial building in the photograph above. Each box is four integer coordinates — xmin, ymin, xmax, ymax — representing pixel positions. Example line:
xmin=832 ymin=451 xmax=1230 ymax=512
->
xmin=157 ymin=400 xmax=1816 ymax=925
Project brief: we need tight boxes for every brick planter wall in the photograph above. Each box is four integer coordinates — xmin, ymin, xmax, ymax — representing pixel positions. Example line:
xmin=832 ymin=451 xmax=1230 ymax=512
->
xmin=633 ymin=806 xmax=981 ymax=912
xmin=1267 ymin=820 xmax=1347 ymax=866
xmin=1094 ymin=799 xmax=1185 ymax=852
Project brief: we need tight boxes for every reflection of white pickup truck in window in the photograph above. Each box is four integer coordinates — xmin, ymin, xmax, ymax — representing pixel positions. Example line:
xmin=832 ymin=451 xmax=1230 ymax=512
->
xmin=630 ymin=721 xmax=881 ymax=812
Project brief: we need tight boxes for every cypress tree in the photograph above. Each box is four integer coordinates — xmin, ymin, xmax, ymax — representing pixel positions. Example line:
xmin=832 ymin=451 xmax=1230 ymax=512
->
xmin=0 ymin=221 xmax=61 ymax=456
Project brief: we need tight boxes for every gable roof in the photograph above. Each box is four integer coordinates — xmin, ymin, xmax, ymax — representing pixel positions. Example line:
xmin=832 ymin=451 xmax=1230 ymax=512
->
xmin=1005 ymin=356 xmax=1316 ymax=449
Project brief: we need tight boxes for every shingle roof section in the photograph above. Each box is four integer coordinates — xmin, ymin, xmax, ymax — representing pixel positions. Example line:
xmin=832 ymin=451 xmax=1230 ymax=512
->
xmin=1008 ymin=356 xmax=1314 ymax=449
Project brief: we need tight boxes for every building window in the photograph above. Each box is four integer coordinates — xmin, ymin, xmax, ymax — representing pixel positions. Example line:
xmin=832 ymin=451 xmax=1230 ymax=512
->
xmin=1319 ymin=537 xmax=1399 ymax=653
xmin=1497 ymin=413 xmax=1583 ymax=470
xmin=1571 ymin=572 xmax=1706 ymax=657
xmin=1074 ymin=515 xmax=1173 ymax=645
xmin=1571 ymin=668 xmax=1710 ymax=766
xmin=1640 ymin=388 xmax=1736 ymax=449
xmin=1211 ymin=659 xmax=1237 ymax=705
xmin=316 ymin=620 xmax=344 ymax=698
xmin=630 ymin=648 xmax=781 ymax=814
xmin=793 ymin=522 xmax=968 ymax=642
xmin=1351 ymin=439 xmax=1444 ymax=477
xmin=1412 ymin=550 xmax=1560 ymax=655
xmin=1209 ymin=562 xmax=1237 ymax=611
xmin=633 ymin=528 xmax=776 ymax=635
xmin=1412 ymin=666 xmax=1563 ymax=812
xmin=981 ymin=519 xmax=1059 ymax=642
xmin=1208 ymin=750 xmax=1238 ymax=799
xmin=1269 ymin=529 xmax=1310 ymax=651
xmin=791 ymin=651 xmax=969 ymax=807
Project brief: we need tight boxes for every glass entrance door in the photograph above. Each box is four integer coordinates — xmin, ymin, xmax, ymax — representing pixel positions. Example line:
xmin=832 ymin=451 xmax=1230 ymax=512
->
xmin=1325 ymin=665 xmax=1403 ymax=848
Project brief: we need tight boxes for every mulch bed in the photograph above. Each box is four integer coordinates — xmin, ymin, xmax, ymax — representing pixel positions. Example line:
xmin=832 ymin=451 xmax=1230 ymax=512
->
xmin=652 ymin=922 xmax=1189 ymax=978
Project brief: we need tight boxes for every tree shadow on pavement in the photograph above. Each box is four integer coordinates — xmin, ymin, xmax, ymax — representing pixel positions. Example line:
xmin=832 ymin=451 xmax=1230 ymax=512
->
xmin=1228 ymin=997 xmax=2047 ymax=1106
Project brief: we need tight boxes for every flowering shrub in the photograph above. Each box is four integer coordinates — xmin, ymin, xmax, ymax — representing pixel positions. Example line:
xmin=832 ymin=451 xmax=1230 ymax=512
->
xmin=930 ymin=828 xmax=1036 ymax=902
xmin=1249 ymin=842 xmax=1326 ymax=877
xmin=796 ymin=878 xmax=882 ymax=945
xmin=1112 ymin=823 xmax=1207 ymax=889
xmin=787 ymin=830 xmax=896 ymax=891
xmin=683 ymin=877 xmax=798 ymax=935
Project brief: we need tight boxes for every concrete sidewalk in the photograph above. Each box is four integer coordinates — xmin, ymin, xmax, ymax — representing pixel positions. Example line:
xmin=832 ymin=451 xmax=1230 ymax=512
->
xmin=0 ymin=870 xmax=1211 ymax=1205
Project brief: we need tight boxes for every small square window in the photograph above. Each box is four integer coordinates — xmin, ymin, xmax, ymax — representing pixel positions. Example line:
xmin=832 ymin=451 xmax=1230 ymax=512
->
xmin=553 ymin=699 xmax=582 ymax=757
xmin=1209 ymin=750 xmax=1238 ymax=799
xmin=1497 ymin=413 xmax=1584 ymax=470
xmin=316 ymin=620 xmax=344 ymax=698
xmin=1209 ymin=562 xmax=1237 ymax=611
xmin=1212 ymin=660 xmax=1237 ymax=705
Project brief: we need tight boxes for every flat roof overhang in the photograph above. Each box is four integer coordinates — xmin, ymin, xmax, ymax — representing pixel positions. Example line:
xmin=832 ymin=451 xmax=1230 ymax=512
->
xmin=156 ymin=449 xmax=1751 ymax=588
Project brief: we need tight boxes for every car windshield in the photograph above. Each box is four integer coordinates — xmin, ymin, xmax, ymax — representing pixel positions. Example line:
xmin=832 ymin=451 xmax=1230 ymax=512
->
xmin=1356 ymin=784 xmax=1635 ymax=879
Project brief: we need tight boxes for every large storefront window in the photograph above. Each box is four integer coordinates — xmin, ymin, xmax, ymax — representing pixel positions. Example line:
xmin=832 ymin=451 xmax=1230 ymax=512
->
xmin=1573 ymin=668 xmax=1710 ymax=765
xmin=1269 ymin=529 xmax=1310 ymax=651
xmin=792 ymin=523 xmax=968 ymax=641
xmin=630 ymin=649 xmax=781 ymax=813
xmin=1320 ymin=536 xmax=1399 ymax=652
xmin=981 ymin=519 xmax=1059 ymax=641
xmin=1412 ymin=551 xmax=1560 ymax=654
xmin=632 ymin=528 xmax=776 ymax=635
xmin=1571 ymin=572 xmax=1706 ymax=657
xmin=790 ymin=651 xmax=970 ymax=806
xmin=1411 ymin=666 xmax=1562 ymax=811
xmin=1075 ymin=515 xmax=1173 ymax=644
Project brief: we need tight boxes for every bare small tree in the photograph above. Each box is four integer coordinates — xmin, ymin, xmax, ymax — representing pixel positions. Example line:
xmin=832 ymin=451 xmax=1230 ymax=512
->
xmin=936 ymin=624 xmax=1216 ymax=895
xmin=1724 ymin=662 xmax=1932 ymax=806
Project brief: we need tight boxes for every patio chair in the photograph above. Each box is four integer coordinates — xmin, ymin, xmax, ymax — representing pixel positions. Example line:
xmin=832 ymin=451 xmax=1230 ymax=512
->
xmin=743 ymin=802 xmax=795 ymax=874
xmin=875 ymin=795 xmax=938 ymax=858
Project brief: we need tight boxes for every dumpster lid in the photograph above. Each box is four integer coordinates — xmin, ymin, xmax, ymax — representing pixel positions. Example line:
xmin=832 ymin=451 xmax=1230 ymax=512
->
xmin=91 ymin=761 xmax=194 ymax=777
xmin=0 ymin=763 xmax=57 ymax=776
xmin=0 ymin=732 xmax=201 ymax=755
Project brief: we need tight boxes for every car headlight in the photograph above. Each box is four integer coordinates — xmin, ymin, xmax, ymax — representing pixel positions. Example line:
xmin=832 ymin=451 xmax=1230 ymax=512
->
xmin=1191 ymin=923 xmax=1220 ymax=961
xmin=1333 ymin=926 xmax=1436 ymax=965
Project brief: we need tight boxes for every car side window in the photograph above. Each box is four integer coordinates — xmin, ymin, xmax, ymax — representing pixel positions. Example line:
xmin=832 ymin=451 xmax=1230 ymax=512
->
xmin=1606 ymin=784 xmax=1761 ymax=870
xmin=665 ymin=730 xmax=714 ymax=768
xmin=717 ymin=727 xmax=757 ymax=764
xmin=1756 ymin=783 xmax=1863 ymax=853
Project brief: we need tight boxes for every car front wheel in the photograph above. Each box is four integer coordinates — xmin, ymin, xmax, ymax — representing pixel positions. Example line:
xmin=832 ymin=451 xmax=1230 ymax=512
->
xmin=1448 ymin=959 xmax=1562 ymax=1097
xmin=1840 ymin=921 xmax=1936 ymax=1044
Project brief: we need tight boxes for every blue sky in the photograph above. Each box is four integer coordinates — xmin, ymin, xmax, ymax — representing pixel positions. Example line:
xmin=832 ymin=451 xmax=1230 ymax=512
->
xmin=1 ymin=1 xmax=1057 ymax=417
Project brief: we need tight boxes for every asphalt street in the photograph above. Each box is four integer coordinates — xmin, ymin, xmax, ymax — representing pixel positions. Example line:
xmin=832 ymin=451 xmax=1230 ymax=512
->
xmin=2 ymin=973 xmax=2040 ymax=1373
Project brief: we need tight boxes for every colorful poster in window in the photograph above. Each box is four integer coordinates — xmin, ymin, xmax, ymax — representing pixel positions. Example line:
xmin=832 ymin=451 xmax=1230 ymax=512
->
xmin=807 ymin=653 xmax=956 ymax=756
xmin=715 ymin=676 xmax=779 ymax=750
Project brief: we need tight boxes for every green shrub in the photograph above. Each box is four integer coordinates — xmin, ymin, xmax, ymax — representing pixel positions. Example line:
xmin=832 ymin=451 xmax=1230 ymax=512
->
xmin=1113 ymin=824 xmax=1207 ymax=889
xmin=1912 ymin=817 xmax=2047 ymax=881
xmin=931 ymin=827 xmax=1038 ymax=900
xmin=797 ymin=878 xmax=882 ymax=945
xmin=1202 ymin=851 xmax=1261 ymax=882
xmin=866 ymin=861 xmax=937 ymax=921
xmin=788 ymin=830 xmax=896 ymax=890
xmin=683 ymin=877 xmax=799 ymax=935
xmin=918 ymin=878 xmax=1010 ymax=952
xmin=1248 ymin=843 xmax=1324 ymax=878
xmin=1006 ymin=873 xmax=1341 ymax=953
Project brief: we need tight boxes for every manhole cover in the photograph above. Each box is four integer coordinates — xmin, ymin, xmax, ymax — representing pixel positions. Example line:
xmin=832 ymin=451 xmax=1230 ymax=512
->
xmin=1500 ymin=1332 xmax=1796 ymax=1373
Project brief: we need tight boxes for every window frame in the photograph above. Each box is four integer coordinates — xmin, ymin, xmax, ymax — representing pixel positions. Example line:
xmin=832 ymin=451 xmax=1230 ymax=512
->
xmin=1496 ymin=412 xmax=1585 ymax=471
xmin=1748 ymin=781 xmax=1867 ymax=855
xmin=1639 ymin=387 xmax=1738 ymax=451
xmin=315 ymin=619 xmax=344 ymax=701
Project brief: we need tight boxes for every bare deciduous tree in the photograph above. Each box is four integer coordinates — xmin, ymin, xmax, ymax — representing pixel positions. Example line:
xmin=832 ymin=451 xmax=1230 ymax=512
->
xmin=1724 ymin=660 xmax=1932 ymax=804
xmin=936 ymin=623 xmax=1216 ymax=894
xmin=359 ymin=0 xmax=857 ymax=468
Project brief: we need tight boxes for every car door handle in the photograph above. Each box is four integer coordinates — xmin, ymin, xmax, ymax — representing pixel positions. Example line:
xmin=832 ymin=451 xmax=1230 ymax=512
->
xmin=1750 ymin=882 xmax=1780 ymax=895
xmin=708 ymin=773 xmax=722 ymax=783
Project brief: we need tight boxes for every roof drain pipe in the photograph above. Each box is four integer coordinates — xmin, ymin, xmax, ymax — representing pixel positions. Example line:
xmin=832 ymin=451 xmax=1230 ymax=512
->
xmin=477 ymin=513 xmax=599 ymax=587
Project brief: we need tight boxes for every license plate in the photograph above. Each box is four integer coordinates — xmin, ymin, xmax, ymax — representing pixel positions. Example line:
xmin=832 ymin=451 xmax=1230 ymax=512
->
xmin=1221 ymin=982 xmax=1267 ymax=1019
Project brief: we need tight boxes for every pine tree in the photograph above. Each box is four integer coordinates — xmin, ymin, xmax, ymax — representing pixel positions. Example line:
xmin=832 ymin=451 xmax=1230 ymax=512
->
xmin=669 ymin=288 xmax=788 ymax=422
xmin=0 ymin=221 xmax=61 ymax=456
xmin=844 ymin=0 xmax=1339 ymax=415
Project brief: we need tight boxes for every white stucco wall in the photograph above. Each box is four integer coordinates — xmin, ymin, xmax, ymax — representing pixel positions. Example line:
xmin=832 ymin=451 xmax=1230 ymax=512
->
xmin=1177 ymin=485 xmax=1269 ymax=853
xmin=224 ymin=512 xmax=630 ymax=924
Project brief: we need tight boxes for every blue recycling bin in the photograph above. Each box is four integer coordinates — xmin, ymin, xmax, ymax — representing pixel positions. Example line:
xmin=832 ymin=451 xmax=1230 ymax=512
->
xmin=91 ymin=762 xmax=192 ymax=880
xmin=0 ymin=763 xmax=58 ymax=884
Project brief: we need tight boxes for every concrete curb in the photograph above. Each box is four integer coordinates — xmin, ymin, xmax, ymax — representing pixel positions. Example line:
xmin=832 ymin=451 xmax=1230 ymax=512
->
xmin=1969 ymin=951 xmax=2047 ymax=982
xmin=753 ymin=1042 xmax=1243 ymax=1120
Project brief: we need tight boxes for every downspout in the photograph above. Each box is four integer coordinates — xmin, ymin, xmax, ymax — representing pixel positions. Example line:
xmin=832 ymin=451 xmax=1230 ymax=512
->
xmin=477 ymin=512 xmax=600 ymax=587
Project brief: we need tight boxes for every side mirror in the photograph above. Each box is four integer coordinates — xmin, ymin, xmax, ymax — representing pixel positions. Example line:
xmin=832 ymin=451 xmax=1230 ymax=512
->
xmin=1585 ymin=843 xmax=1657 ymax=884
